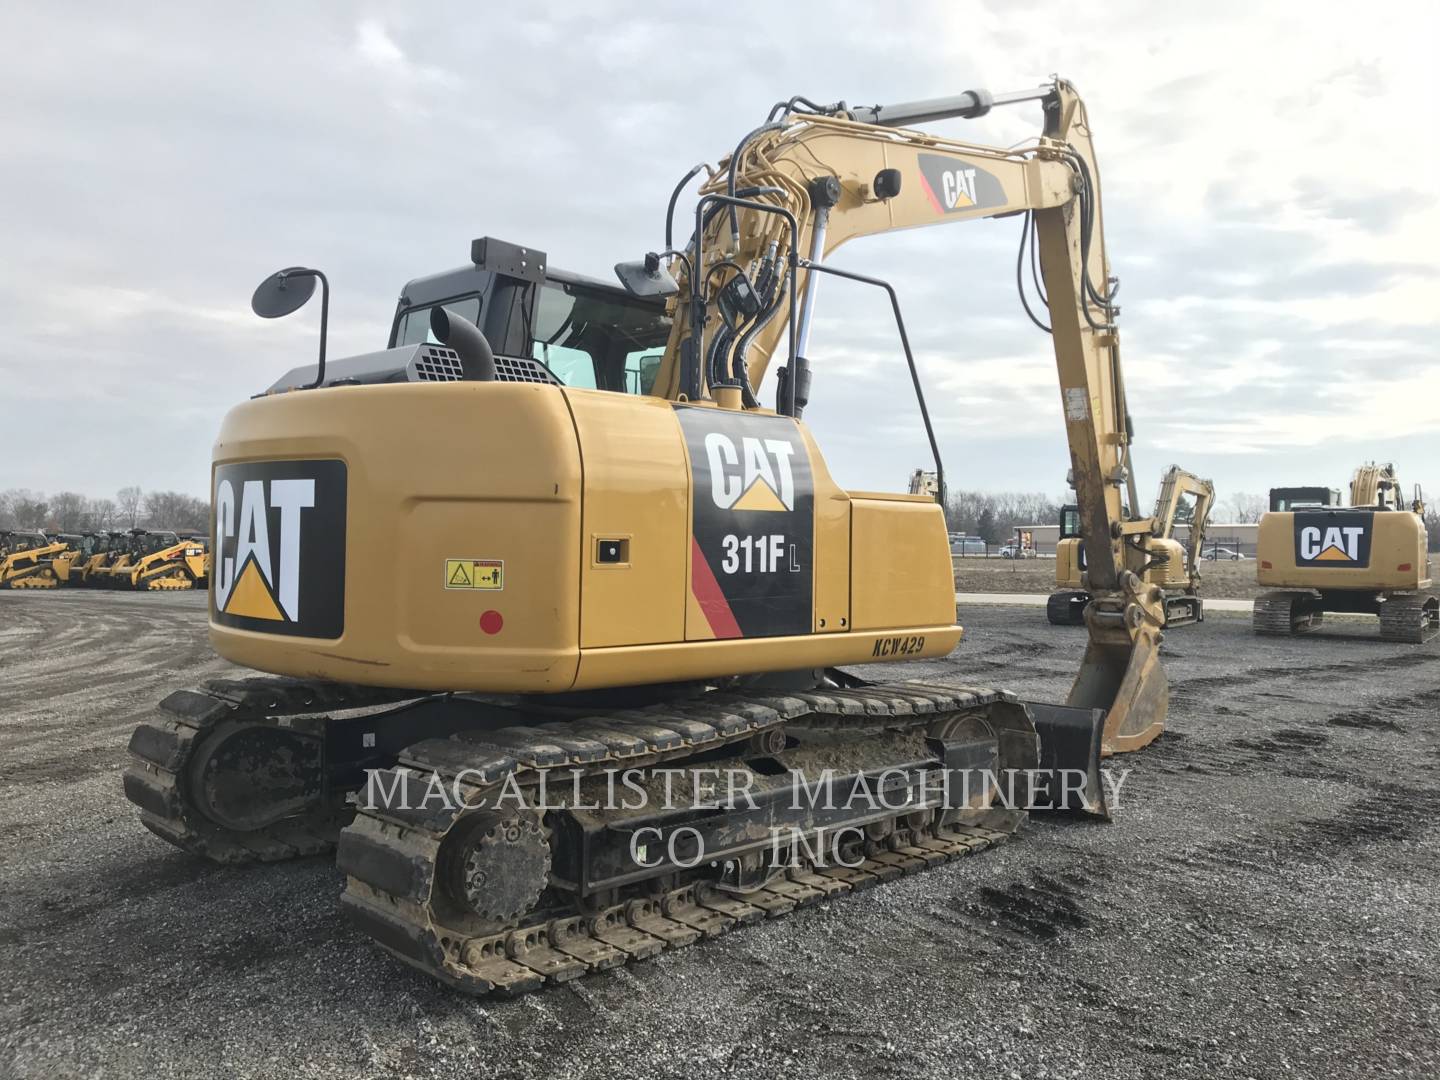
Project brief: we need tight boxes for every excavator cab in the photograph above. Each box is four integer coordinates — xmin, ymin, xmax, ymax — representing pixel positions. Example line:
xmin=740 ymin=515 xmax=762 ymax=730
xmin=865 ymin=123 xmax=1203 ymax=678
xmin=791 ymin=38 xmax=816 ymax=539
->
xmin=393 ymin=257 xmax=671 ymax=397
xmin=1269 ymin=487 xmax=1341 ymax=512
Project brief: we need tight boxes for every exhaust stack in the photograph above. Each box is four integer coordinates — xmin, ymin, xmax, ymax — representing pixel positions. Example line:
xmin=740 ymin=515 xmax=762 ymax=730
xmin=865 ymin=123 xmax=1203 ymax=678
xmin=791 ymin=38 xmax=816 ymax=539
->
xmin=430 ymin=308 xmax=497 ymax=382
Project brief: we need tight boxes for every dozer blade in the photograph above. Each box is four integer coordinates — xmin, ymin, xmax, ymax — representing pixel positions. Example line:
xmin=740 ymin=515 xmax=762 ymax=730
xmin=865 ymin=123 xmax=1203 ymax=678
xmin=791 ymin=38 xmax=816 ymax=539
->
xmin=1069 ymin=581 xmax=1169 ymax=756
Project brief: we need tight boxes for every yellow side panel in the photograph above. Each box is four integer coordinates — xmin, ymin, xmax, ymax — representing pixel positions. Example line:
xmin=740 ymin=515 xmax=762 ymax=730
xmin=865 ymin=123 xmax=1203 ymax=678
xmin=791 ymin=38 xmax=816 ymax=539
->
xmin=799 ymin=426 xmax=851 ymax=633
xmin=1055 ymin=538 xmax=1082 ymax=588
xmin=1146 ymin=538 xmax=1187 ymax=587
xmin=849 ymin=497 xmax=955 ymax=631
xmin=566 ymin=389 xmax=689 ymax=649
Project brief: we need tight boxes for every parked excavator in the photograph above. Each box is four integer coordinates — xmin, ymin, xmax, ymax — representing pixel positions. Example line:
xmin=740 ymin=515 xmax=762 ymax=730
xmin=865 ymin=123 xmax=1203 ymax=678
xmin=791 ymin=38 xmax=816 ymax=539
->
xmin=907 ymin=469 xmax=939 ymax=497
xmin=1049 ymin=465 xmax=1215 ymax=627
xmin=1254 ymin=463 xmax=1436 ymax=642
xmin=125 ymin=78 xmax=1174 ymax=996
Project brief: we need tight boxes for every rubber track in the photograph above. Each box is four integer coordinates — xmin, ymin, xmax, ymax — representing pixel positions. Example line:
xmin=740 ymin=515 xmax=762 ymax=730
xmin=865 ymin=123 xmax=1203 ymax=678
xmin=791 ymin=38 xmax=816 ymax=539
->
xmin=123 ymin=677 xmax=427 ymax=863
xmin=1047 ymin=591 xmax=1087 ymax=626
xmin=338 ymin=682 xmax=1026 ymax=996
xmin=1253 ymin=591 xmax=1320 ymax=636
xmin=1379 ymin=592 xmax=1439 ymax=644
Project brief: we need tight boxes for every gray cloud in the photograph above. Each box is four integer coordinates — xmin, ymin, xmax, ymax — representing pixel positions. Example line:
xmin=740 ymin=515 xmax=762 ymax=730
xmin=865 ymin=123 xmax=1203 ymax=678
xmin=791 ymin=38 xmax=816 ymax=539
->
xmin=0 ymin=3 xmax=1435 ymax=507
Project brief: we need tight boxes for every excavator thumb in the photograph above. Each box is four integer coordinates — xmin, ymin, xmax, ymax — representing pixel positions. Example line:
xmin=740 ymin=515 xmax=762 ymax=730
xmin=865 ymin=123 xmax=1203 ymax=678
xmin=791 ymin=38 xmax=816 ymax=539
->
xmin=1068 ymin=572 xmax=1170 ymax=756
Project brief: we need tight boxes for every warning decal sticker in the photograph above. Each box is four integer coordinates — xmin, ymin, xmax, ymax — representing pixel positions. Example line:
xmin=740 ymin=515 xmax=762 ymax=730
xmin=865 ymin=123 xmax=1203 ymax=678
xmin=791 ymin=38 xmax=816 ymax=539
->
xmin=445 ymin=558 xmax=505 ymax=590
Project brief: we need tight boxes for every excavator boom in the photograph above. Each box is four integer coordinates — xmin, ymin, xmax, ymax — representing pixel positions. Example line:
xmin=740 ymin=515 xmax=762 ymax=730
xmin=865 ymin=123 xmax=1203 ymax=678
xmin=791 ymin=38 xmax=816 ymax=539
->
xmin=648 ymin=79 xmax=1166 ymax=751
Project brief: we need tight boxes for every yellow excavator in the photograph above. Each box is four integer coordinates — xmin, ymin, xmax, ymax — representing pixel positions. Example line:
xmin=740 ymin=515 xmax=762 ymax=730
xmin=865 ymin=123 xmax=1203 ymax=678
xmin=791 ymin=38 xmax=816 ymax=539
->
xmin=1255 ymin=463 xmax=1436 ymax=642
xmin=0 ymin=531 xmax=73 ymax=588
xmin=1049 ymin=466 xmax=1215 ymax=627
xmin=125 ymin=79 xmax=1174 ymax=996
xmin=907 ymin=469 xmax=939 ymax=497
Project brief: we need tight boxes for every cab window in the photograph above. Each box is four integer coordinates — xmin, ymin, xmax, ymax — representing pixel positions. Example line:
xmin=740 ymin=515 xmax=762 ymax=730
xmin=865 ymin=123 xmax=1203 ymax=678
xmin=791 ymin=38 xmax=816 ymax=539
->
xmin=1060 ymin=506 xmax=1082 ymax=539
xmin=531 ymin=280 xmax=670 ymax=393
xmin=395 ymin=296 xmax=481 ymax=347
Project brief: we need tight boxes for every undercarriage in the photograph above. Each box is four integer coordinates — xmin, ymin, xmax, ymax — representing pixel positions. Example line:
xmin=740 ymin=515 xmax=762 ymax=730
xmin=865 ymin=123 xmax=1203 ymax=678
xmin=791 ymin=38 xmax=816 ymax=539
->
xmin=1048 ymin=588 xmax=1202 ymax=628
xmin=1253 ymin=589 xmax=1438 ymax=643
xmin=124 ymin=673 xmax=1107 ymax=994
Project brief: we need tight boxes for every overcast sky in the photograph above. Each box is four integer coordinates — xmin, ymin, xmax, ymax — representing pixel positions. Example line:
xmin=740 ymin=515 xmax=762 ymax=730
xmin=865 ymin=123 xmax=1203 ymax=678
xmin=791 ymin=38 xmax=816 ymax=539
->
xmin=2 ymin=1 xmax=1436 ymax=511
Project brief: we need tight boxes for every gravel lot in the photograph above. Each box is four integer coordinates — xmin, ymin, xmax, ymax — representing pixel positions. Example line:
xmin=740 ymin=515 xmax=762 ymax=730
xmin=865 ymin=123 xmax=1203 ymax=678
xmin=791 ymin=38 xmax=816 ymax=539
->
xmin=1 ymin=591 xmax=1437 ymax=1079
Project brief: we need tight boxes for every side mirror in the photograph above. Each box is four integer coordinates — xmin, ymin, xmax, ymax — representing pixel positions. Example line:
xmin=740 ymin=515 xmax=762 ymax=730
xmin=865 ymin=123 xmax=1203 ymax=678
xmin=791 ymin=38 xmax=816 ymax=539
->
xmin=251 ymin=268 xmax=316 ymax=318
xmin=615 ymin=253 xmax=679 ymax=298
xmin=251 ymin=266 xmax=329 ymax=389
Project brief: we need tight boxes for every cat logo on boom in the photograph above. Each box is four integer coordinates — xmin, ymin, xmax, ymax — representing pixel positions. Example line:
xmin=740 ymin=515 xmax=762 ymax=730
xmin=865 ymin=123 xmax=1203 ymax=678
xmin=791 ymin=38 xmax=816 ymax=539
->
xmin=917 ymin=153 xmax=1006 ymax=215
xmin=1292 ymin=512 xmax=1372 ymax=568
xmin=212 ymin=460 xmax=347 ymax=638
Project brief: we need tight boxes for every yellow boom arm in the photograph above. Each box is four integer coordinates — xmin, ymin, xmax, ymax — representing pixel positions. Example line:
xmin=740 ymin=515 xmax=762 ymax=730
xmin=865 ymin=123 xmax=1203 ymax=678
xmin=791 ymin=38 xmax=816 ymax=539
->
xmin=650 ymin=78 xmax=1168 ymax=751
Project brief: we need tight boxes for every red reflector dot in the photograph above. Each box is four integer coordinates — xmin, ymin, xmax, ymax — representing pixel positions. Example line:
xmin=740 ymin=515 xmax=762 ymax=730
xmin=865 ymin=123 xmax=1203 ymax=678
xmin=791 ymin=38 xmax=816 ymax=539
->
xmin=1260 ymin=560 xmax=1272 ymax=569
xmin=1398 ymin=563 xmax=1412 ymax=572
xmin=479 ymin=610 xmax=504 ymax=635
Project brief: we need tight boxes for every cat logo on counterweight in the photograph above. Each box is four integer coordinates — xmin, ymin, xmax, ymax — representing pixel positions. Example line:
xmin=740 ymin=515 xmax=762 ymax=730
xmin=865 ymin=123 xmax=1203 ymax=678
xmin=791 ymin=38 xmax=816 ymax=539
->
xmin=212 ymin=459 xmax=346 ymax=638
xmin=1292 ymin=512 xmax=1372 ymax=568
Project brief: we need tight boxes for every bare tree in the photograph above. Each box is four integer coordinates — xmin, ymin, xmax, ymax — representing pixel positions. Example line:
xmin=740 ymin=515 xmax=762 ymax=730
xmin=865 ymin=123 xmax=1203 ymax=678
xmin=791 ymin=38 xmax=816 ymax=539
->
xmin=1223 ymin=492 xmax=1267 ymax=523
xmin=116 ymin=486 xmax=144 ymax=529
xmin=49 ymin=491 xmax=89 ymax=532
xmin=6 ymin=490 xmax=50 ymax=531
xmin=945 ymin=489 xmax=1066 ymax=539
xmin=86 ymin=498 xmax=118 ymax=530
xmin=142 ymin=491 xmax=209 ymax=531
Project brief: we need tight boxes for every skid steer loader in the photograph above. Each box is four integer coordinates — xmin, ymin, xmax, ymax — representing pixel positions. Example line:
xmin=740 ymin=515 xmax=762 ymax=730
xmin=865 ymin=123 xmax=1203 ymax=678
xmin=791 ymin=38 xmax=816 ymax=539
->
xmin=107 ymin=530 xmax=210 ymax=590
xmin=0 ymin=531 xmax=71 ymax=588
xmin=70 ymin=531 xmax=127 ymax=585
xmin=125 ymin=79 xmax=1174 ymax=997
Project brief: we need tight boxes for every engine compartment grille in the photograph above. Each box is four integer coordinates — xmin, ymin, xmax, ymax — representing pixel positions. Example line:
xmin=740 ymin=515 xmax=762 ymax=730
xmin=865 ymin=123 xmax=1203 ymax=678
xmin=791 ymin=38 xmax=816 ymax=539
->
xmin=494 ymin=355 xmax=561 ymax=384
xmin=412 ymin=345 xmax=466 ymax=381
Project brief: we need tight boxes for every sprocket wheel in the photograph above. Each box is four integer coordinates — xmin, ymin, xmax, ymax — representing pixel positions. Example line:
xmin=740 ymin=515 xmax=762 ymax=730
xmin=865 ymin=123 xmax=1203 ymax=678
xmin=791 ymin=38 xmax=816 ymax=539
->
xmin=448 ymin=813 xmax=551 ymax=924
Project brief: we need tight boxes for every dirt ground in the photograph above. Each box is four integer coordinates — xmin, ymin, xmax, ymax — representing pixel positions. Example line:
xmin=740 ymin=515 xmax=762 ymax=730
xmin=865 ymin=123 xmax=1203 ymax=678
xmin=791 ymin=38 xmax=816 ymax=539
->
xmin=956 ymin=556 xmax=1329 ymax=600
xmin=1 ymin=590 xmax=1438 ymax=1080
